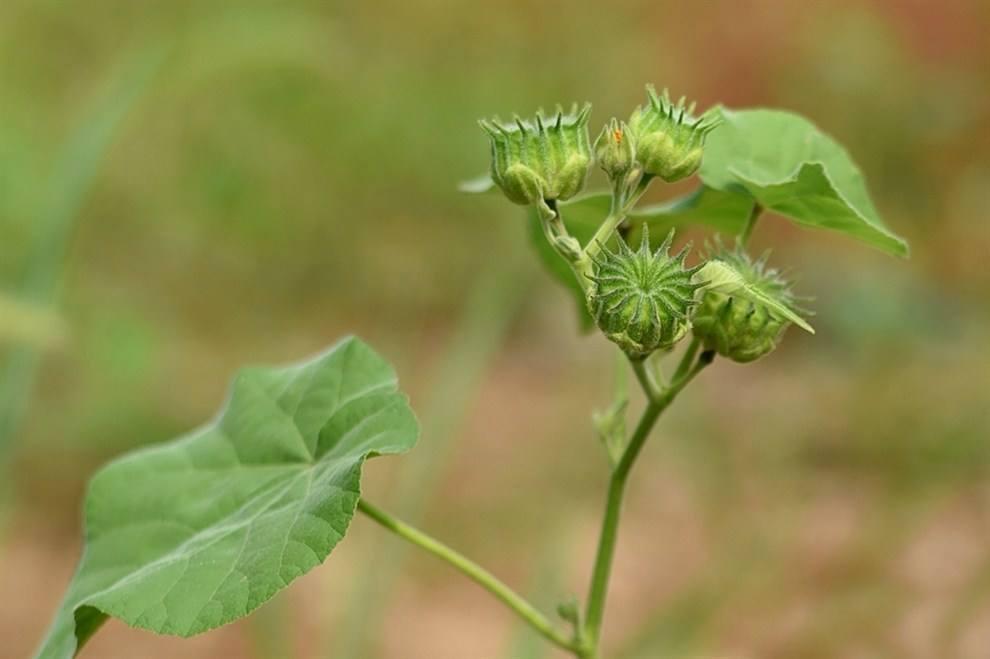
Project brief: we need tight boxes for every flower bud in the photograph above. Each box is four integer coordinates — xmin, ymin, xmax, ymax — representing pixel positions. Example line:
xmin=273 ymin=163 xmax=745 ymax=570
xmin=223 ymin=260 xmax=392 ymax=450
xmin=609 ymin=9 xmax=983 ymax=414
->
xmin=628 ymin=86 xmax=720 ymax=182
xmin=588 ymin=227 xmax=704 ymax=359
xmin=479 ymin=104 xmax=593 ymax=215
xmin=692 ymin=245 xmax=800 ymax=363
xmin=594 ymin=119 xmax=635 ymax=180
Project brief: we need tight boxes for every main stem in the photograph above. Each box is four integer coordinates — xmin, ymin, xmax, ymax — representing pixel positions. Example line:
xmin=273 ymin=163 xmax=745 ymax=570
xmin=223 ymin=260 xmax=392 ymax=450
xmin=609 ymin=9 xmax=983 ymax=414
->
xmin=356 ymin=499 xmax=580 ymax=653
xmin=582 ymin=351 xmax=712 ymax=656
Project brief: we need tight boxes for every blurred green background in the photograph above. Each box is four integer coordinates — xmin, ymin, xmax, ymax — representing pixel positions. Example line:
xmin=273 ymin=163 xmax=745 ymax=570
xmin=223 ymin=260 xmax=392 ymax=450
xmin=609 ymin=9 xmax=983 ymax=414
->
xmin=2 ymin=1 xmax=989 ymax=658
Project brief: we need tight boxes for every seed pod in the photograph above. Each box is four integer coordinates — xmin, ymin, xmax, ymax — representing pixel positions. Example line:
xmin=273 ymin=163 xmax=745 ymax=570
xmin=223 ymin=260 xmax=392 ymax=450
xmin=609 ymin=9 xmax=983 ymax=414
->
xmin=594 ymin=118 xmax=635 ymax=181
xmin=588 ymin=227 xmax=704 ymax=359
xmin=628 ymin=86 xmax=720 ymax=183
xmin=479 ymin=104 xmax=593 ymax=215
xmin=692 ymin=245 xmax=802 ymax=363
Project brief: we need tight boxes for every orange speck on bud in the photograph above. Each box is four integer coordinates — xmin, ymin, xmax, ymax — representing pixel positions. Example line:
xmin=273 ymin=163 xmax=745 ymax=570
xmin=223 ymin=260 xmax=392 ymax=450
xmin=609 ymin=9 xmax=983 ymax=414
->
xmin=595 ymin=119 xmax=635 ymax=180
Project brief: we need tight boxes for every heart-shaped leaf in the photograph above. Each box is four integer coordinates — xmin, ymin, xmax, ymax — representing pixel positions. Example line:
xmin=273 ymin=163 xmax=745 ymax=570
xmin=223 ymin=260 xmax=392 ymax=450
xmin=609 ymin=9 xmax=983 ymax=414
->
xmin=699 ymin=108 xmax=908 ymax=257
xmin=35 ymin=337 xmax=418 ymax=659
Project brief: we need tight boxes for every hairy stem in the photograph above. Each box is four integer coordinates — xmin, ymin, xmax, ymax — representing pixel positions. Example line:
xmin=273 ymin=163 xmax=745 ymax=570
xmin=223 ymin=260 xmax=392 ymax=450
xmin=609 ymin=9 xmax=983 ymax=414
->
xmin=540 ymin=202 xmax=591 ymax=294
xmin=356 ymin=499 xmax=580 ymax=654
xmin=582 ymin=351 xmax=713 ymax=655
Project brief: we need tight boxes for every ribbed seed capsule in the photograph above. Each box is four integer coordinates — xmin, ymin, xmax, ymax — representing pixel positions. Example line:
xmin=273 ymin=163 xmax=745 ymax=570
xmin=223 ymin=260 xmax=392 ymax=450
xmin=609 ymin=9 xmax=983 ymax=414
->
xmin=588 ymin=227 xmax=705 ymax=359
xmin=692 ymin=245 xmax=801 ymax=363
xmin=628 ymin=86 xmax=721 ymax=182
xmin=479 ymin=104 xmax=593 ymax=216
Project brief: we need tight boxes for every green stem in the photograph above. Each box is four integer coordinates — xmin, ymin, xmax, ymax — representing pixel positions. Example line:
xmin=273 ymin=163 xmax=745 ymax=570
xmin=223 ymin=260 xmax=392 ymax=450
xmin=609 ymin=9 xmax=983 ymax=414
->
xmin=739 ymin=203 xmax=762 ymax=246
xmin=540 ymin=203 xmax=590 ymax=294
xmin=672 ymin=337 xmax=700 ymax=384
xmin=582 ymin=352 xmax=713 ymax=655
xmin=579 ymin=173 xmax=655 ymax=278
xmin=630 ymin=359 xmax=661 ymax=403
xmin=356 ymin=499 xmax=580 ymax=654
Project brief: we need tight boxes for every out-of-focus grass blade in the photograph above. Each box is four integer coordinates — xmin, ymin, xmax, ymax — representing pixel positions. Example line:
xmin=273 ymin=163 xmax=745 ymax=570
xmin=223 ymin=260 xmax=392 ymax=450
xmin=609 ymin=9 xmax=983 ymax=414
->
xmin=330 ymin=229 xmax=532 ymax=659
xmin=614 ymin=578 xmax=722 ymax=659
xmin=502 ymin=522 xmax=576 ymax=659
xmin=0 ymin=292 xmax=66 ymax=350
xmin=0 ymin=47 xmax=162 ymax=459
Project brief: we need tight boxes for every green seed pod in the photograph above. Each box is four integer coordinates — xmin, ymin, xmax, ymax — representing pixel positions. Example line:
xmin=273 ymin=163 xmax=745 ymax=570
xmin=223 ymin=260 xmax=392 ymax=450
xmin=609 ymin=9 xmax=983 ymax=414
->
xmin=588 ymin=227 xmax=704 ymax=359
xmin=594 ymin=118 xmax=635 ymax=181
xmin=628 ymin=86 xmax=720 ymax=183
xmin=692 ymin=245 xmax=801 ymax=363
xmin=479 ymin=104 xmax=593 ymax=215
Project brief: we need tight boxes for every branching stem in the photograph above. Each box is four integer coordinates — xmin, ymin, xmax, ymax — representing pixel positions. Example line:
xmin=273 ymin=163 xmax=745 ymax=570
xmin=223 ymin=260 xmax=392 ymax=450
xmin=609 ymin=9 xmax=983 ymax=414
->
xmin=581 ymin=350 xmax=713 ymax=656
xmin=363 ymin=173 xmax=712 ymax=659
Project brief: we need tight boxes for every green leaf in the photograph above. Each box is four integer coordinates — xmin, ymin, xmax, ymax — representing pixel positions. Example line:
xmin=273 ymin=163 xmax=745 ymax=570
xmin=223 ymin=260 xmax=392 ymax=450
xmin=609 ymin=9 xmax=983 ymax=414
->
xmin=628 ymin=185 xmax=756 ymax=242
xmin=699 ymin=108 xmax=908 ymax=257
xmin=35 ymin=337 xmax=418 ymax=659
xmin=695 ymin=260 xmax=814 ymax=333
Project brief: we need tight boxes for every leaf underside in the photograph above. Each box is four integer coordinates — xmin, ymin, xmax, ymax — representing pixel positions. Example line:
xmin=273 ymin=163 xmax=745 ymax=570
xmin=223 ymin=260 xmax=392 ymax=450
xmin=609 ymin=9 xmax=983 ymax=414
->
xmin=699 ymin=107 xmax=908 ymax=257
xmin=35 ymin=337 xmax=418 ymax=659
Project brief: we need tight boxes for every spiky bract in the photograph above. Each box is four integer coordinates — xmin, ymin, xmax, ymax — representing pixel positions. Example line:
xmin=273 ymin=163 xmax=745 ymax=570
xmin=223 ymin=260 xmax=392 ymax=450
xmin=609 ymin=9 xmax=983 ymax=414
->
xmin=588 ymin=228 xmax=704 ymax=359
xmin=628 ymin=86 xmax=721 ymax=182
xmin=692 ymin=243 xmax=800 ymax=363
xmin=479 ymin=104 xmax=592 ymax=212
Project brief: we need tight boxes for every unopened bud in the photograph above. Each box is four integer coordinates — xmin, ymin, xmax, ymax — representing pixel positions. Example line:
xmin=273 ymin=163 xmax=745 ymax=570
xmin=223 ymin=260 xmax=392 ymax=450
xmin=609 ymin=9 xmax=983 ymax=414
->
xmin=594 ymin=118 xmax=635 ymax=181
xmin=692 ymin=244 xmax=803 ymax=362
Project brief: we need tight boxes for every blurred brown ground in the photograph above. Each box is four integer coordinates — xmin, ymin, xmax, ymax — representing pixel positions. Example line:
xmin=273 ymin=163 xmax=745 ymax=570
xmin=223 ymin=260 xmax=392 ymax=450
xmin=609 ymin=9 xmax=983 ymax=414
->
xmin=1 ymin=1 xmax=989 ymax=658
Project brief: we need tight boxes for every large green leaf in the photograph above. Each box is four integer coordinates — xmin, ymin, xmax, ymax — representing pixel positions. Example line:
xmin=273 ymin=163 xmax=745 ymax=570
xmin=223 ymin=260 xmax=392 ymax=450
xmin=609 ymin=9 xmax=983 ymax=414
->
xmin=35 ymin=337 xmax=418 ymax=659
xmin=699 ymin=108 xmax=908 ymax=256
